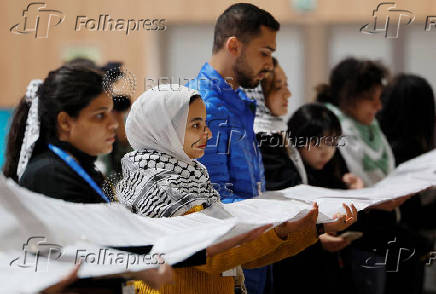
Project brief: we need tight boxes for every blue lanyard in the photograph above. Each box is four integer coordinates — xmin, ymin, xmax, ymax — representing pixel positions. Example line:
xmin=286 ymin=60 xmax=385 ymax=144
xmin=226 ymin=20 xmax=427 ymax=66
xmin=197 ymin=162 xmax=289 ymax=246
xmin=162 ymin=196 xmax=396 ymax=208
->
xmin=48 ymin=144 xmax=110 ymax=203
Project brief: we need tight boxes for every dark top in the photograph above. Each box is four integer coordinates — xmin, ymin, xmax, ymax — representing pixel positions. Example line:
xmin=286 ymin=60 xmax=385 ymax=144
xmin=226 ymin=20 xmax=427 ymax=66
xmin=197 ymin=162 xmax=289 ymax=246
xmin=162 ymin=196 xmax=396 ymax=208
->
xmin=305 ymin=151 xmax=349 ymax=190
xmin=256 ymin=132 xmax=302 ymax=190
xmin=19 ymin=141 xmax=125 ymax=293
xmin=257 ymin=131 xmax=348 ymax=190
xmin=20 ymin=140 xmax=105 ymax=203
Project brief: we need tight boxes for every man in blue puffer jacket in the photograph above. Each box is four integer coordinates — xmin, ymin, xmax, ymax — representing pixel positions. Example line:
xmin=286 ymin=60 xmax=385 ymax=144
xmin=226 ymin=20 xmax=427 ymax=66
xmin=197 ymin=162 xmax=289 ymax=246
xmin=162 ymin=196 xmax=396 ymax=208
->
xmin=187 ymin=3 xmax=280 ymax=294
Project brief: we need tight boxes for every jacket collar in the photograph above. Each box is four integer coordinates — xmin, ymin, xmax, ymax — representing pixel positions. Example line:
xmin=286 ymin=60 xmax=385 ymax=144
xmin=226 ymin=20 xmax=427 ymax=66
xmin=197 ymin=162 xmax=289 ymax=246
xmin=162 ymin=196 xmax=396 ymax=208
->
xmin=199 ymin=62 xmax=257 ymax=113
xmin=50 ymin=139 xmax=98 ymax=170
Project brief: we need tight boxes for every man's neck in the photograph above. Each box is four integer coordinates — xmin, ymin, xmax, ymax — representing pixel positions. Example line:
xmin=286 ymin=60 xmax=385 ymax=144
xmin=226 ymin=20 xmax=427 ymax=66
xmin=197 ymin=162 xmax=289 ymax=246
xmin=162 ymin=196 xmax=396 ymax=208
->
xmin=209 ymin=54 xmax=239 ymax=90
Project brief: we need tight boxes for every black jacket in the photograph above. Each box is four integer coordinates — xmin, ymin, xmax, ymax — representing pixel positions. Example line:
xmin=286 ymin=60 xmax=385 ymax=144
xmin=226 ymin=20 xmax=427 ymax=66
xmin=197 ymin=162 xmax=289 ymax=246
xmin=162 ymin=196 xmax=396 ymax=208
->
xmin=20 ymin=140 xmax=105 ymax=203
xmin=256 ymin=132 xmax=302 ymax=191
xmin=257 ymin=131 xmax=349 ymax=190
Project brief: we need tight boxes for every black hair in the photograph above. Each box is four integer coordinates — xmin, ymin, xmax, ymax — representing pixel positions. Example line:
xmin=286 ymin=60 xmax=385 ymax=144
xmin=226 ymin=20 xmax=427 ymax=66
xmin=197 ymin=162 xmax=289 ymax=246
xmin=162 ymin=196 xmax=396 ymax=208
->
xmin=316 ymin=57 xmax=388 ymax=107
xmin=212 ymin=3 xmax=280 ymax=54
xmin=65 ymin=57 xmax=98 ymax=69
xmin=287 ymin=103 xmax=342 ymax=142
xmin=3 ymin=65 xmax=104 ymax=182
xmin=100 ymin=61 xmax=124 ymax=81
xmin=288 ymin=104 xmax=347 ymax=182
xmin=100 ymin=61 xmax=132 ymax=112
xmin=379 ymin=73 xmax=435 ymax=156
xmin=189 ymin=94 xmax=202 ymax=104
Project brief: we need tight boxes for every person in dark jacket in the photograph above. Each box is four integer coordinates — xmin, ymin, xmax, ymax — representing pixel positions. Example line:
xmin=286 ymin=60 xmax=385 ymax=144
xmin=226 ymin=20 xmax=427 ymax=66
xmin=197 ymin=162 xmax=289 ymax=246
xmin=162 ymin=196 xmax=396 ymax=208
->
xmin=379 ymin=73 xmax=436 ymax=294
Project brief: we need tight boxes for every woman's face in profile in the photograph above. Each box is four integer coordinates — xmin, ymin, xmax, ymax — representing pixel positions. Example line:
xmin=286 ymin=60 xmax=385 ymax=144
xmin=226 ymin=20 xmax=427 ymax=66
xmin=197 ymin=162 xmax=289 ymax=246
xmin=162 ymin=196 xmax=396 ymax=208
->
xmin=343 ymin=85 xmax=382 ymax=125
xmin=58 ymin=93 xmax=119 ymax=156
xmin=183 ymin=98 xmax=212 ymax=159
xmin=265 ymin=65 xmax=291 ymax=117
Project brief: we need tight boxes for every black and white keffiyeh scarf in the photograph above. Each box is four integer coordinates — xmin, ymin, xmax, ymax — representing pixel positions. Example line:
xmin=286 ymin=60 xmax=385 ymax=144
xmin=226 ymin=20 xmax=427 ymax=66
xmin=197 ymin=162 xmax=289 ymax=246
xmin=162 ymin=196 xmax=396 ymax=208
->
xmin=244 ymin=84 xmax=287 ymax=134
xmin=116 ymin=149 xmax=221 ymax=218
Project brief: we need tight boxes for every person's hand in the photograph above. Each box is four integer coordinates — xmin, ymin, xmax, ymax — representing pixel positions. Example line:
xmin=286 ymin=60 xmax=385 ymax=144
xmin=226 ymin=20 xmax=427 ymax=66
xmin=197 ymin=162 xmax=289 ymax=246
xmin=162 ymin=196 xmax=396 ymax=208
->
xmin=319 ymin=233 xmax=350 ymax=252
xmin=274 ymin=203 xmax=318 ymax=240
xmin=369 ymin=194 xmax=412 ymax=211
xmin=206 ymin=224 xmax=273 ymax=257
xmin=323 ymin=203 xmax=358 ymax=233
xmin=40 ymin=262 xmax=81 ymax=293
xmin=342 ymin=173 xmax=364 ymax=190
xmin=128 ymin=261 xmax=174 ymax=290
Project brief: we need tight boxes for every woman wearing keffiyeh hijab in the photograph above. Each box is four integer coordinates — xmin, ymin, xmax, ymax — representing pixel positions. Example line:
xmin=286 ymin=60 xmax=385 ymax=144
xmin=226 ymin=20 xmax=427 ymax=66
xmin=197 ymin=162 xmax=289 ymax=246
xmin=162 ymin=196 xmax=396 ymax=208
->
xmin=116 ymin=84 xmax=323 ymax=294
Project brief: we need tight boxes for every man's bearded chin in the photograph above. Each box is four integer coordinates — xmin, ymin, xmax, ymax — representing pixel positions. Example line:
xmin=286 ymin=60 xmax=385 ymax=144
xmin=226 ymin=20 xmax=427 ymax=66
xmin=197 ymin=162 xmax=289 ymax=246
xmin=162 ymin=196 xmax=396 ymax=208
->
xmin=236 ymin=72 xmax=259 ymax=89
xmin=233 ymin=56 xmax=259 ymax=89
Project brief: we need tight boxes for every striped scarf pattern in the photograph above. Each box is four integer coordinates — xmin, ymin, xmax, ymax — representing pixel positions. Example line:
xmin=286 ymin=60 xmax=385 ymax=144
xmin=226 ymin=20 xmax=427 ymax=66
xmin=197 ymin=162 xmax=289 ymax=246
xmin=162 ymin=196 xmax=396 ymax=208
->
xmin=116 ymin=149 xmax=220 ymax=218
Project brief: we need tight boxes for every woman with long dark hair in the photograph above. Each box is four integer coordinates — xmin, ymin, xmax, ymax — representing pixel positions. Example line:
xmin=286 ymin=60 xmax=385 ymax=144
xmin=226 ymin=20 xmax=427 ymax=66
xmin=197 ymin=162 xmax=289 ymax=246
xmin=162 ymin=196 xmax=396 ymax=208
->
xmin=4 ymin=64 xmax=117 ymax=202
xmin=2 ymin=64 xmax=174 ymax=293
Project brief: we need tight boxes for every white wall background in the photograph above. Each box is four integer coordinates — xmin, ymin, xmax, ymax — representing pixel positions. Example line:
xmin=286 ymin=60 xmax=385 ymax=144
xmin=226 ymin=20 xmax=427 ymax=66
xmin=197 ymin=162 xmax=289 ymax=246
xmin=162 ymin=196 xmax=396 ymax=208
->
xmin=328 ymin=24 xmax=394 ymax=70
xmin=404 ymin=24 xmax=436 ymax=94
xmin=275 ymin=25 xmax=304 ymax=119
xmin=163 ymin=24 xmax=214 ymax=81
